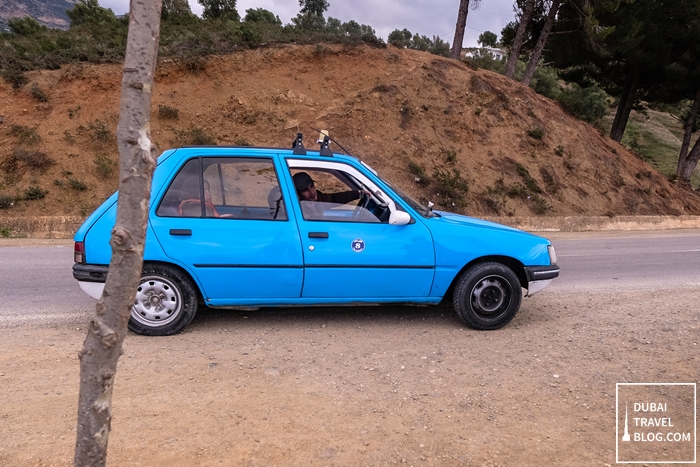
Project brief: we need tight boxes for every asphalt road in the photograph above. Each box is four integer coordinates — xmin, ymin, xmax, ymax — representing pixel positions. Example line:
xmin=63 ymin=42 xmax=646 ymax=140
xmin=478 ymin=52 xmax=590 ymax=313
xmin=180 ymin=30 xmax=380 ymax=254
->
xmin=546 ymin=229 xmax=700 ymax=293
xmin=0 ymin=229 xmax=698 ymax=325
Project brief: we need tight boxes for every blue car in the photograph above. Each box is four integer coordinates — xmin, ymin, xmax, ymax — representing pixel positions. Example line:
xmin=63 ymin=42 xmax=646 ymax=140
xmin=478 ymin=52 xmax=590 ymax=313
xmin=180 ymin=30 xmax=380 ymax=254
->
xmin=73 ymin=136 xmax=559 ymax=336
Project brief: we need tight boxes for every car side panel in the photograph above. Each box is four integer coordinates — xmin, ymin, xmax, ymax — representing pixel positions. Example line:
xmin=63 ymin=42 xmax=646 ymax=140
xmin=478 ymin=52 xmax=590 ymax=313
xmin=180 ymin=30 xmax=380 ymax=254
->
xmin=82 ymin=201 xmax=168 ymax=265
xmin=427 ymin=221 xmax=551 ymax=298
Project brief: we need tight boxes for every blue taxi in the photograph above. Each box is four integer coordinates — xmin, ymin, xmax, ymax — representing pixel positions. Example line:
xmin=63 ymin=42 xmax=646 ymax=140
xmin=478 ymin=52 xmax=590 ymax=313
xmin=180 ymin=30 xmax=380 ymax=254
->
xmin=73 ymin=135 xmax=559 ymax=335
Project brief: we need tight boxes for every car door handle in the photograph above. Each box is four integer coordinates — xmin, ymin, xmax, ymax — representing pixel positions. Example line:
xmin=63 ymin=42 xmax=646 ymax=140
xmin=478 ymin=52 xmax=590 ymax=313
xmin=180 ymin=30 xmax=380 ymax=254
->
xmin=170 ymin=229 xmax=192 ymax=236
xmin=308 ymin=232 xmax=329 ymax=239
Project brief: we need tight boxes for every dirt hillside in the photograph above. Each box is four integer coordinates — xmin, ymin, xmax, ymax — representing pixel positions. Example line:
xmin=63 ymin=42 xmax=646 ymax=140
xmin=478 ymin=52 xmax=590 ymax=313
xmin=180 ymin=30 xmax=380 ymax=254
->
xmin=2 ymin=43 xmax=700 ymax=219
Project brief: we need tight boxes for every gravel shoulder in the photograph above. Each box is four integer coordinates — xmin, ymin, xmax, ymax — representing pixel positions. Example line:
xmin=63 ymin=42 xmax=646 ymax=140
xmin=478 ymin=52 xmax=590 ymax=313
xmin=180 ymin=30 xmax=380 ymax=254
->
xmin=1 ymin=284 xmax=698 ymax=466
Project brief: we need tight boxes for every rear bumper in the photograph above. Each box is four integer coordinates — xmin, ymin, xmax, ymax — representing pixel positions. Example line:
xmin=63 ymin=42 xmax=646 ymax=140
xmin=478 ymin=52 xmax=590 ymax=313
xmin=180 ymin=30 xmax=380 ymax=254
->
xmin=73 ymin=263 xmax=108 ymax=299
xmin=72 ymin=263 xmax=109 ymax=283
xmin=524 ymin=265 xmax=559 ymax=297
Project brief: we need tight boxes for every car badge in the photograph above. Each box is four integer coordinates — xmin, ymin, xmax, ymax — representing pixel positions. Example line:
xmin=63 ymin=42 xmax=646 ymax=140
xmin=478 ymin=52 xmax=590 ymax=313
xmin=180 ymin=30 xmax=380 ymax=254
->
xmin=351 ymin=239 xmax=365 ymax=253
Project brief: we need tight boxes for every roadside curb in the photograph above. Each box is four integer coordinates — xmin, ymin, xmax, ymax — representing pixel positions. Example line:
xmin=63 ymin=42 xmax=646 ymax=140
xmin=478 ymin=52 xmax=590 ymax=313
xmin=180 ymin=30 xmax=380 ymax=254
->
xmin=482 ymin=215 xmax=700 ymax=232
xmin=0 ymin=216 xmax=84 ymax=239
xmin=2 ymin=215 xmax=700 ymax=239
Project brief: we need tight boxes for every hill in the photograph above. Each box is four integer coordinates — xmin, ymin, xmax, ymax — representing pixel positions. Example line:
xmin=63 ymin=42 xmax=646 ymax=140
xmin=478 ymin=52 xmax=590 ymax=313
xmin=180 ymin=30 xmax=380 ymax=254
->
xmin=1 ymin=43 xmax=700 ymax=220
xmin=0 ymin=0 xmax=75 ymax=30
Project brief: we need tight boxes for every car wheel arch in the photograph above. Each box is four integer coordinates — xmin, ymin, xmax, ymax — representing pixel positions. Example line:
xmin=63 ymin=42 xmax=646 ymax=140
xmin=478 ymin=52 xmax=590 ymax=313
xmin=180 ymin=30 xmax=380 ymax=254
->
xmin=142 ymin=260 xmax=206 ymax=305
xmin=447 ymin=255 xmax=527 ymax=297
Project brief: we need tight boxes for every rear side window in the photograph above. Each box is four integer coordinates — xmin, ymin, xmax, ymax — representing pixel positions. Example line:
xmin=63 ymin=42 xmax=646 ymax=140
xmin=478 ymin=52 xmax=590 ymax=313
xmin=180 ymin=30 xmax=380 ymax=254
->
xmin=157 ymin=157 xmax=286 ymax=220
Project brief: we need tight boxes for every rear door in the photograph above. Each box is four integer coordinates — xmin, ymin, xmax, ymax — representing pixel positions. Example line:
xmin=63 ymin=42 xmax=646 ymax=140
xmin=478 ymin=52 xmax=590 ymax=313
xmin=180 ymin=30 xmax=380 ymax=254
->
xmin=150 ymin=155 xmax=304 ymax=304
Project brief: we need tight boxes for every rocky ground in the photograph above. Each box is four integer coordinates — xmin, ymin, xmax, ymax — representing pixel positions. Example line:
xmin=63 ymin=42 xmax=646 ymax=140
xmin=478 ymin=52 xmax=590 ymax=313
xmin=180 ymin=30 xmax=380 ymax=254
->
xmin=1 ymin=284 xmax=698 ymax=466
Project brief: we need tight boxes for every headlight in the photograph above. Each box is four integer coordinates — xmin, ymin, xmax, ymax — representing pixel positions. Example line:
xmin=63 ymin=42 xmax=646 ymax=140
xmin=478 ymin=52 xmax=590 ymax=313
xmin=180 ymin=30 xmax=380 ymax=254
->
xmin=547 ymin=245 xmax=557 ymax=266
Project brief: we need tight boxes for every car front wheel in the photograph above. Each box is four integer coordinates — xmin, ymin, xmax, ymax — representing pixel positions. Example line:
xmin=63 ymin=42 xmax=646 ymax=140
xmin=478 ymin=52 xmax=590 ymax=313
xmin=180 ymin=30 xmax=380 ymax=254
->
xmin=128 ymin=263 xmax=198 ymax=336
xmin=452 ymin=262 xmax=522 ymax=330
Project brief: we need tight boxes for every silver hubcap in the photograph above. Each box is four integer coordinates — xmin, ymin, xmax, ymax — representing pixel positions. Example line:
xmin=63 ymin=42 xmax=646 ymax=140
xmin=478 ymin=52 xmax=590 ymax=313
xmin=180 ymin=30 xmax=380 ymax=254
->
xmin=131 ymin=275 xmax=182 ymax=327
xmin=471 ymin=276 xmax=509 ymax=317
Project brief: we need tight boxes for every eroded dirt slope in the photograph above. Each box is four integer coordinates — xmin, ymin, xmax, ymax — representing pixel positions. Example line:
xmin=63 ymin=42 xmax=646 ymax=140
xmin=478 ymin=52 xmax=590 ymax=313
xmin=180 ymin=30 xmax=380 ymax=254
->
xmin=2 ymin=43 xmax=699 ymax=218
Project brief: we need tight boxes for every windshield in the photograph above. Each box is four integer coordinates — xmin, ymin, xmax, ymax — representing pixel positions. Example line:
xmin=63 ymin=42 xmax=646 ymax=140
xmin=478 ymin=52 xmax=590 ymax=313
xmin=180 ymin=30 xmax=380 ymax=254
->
xmin=384 ymin=181 xmax=438 ymax=219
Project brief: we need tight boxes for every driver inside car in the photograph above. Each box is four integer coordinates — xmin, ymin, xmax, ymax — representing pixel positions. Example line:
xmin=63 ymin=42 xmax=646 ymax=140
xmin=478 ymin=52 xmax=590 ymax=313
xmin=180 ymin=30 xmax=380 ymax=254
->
xmin=293 ymin=171 xmax=371 ymax=220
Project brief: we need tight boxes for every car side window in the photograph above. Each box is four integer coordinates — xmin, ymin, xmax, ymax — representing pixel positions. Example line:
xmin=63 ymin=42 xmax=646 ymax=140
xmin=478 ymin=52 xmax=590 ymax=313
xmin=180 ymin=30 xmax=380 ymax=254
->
xmin=156 ymin=159 xmax=201 ymax=217
xmin=288 ymin=167 xmax=387 ymax=223
xmin=156 ymin=157 xmax=287 ymax=220
xmin=203 ymin=157 xmax=287 ymax=220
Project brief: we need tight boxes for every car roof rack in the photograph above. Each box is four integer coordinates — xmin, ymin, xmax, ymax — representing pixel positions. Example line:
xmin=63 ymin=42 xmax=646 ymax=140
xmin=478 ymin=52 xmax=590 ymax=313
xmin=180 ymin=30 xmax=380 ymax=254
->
xmin=319 ymin=135 xmax=334 ymax=157
xmin=292 ymin=133 xmax=306 ymax=155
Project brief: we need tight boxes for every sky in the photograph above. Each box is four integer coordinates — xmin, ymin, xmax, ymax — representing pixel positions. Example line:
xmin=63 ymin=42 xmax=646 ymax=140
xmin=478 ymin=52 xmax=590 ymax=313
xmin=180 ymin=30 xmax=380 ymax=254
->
xmin=99 ymin=0 xmax=518 ymax=48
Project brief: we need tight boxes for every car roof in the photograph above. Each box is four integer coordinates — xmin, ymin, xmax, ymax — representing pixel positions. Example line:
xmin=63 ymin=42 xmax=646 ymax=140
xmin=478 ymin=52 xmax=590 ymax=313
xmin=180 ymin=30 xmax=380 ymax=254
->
xmin=167 ymin=145 xmax=359 ymax=162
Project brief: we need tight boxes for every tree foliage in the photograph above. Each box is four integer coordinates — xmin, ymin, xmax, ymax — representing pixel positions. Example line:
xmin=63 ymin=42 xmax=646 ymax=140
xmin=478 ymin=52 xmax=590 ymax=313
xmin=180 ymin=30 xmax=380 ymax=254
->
xmin=66 ymin=0 xmax=119 ymax=27
xmin=244 ymin=8 xmax=282 ymax=25
xmin=298 ymin=0 xmax=329 ymax=17
xmin=388 ymin=29 xmax=450 ymax=57
xmin=478 ymin=31 xmax=498 ymax=47
xmin=197 ymin=0 xmax=240 ymax=21
xmin=388 ymin=28 xmax=412 ymax=48
xmin=293 ymin=0 xmax=330 ymax=29
xmin=8 ymin=16 xmax=47 ymax=35
xmin=162 ymin=0 xmax=193 ymax=20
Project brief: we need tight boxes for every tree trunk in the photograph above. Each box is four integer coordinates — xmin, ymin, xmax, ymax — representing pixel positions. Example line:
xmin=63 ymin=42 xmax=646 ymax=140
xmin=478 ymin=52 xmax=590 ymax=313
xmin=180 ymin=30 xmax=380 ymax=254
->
xmin=450 ymin=0 xmax=470 ymax=60
xmin=505 ymin=0 xmax=536 ymax=79
xmin=679 ymin=134 xmax=700 ymax=183
xmin=676 ymin=88 xmax=700 ymax=180
xmin=610 ymin=66 xmax=641 ymax=142
xmin=73 ymin=1 xmax=162 ymax=466
xmin=522 ymin=0 xmax=562 ymax=85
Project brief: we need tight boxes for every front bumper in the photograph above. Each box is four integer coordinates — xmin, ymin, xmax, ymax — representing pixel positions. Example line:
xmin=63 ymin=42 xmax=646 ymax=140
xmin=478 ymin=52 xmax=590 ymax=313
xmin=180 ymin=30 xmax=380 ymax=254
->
xmin=73 ymin=263 xmax=109 ymax=300
xmin=523 ymin=265 xmax=560 ymax=297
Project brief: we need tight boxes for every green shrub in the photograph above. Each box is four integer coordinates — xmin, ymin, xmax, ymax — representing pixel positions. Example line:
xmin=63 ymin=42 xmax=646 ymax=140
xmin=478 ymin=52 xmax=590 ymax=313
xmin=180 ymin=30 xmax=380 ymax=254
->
xmin=13 ymin=148 xmax=55 ymax=170
xmin=158 ymin=104 xmax=179 ymax=119
xmin=557 ymin=83 xmax=608 ymax=124
xmin=9 ymin=125 xmax=41 ymax=145
xmin=24 ymin=186 xmax=48 ymax=200
xmin=464 ymin=48 xmax=506 ymax=74
xmin=0 ymin=195 xmax=14 ymax=209
xmin=0 ymin=226 xmax=11 ymax=237
xmin=515 ymin=163 xmax=542 ymax=194
xmin=8 ymin=16 xmax=47 ymax=35
xmin=88 ymin=119 xmax=112 ymax=142
xmin=94 ymin=153 xmax=114 ymax=178
xmin=3 ymin=71 xmax=29 ymax=89
xmin=68 ymin=179 xmax=88 ymax=191
xmin=30 ymin=84 xmax=48 ymax=102
xmin=531 ymin=194 xmax=551 ymax=214
xmin=529 ymin=67 xmax=561 ymax=100
xmin=527 ymin=128 xmax=545 ymax=140
xmin=186 ymin=127 xmax=216 ymax=145
xmin=432 ymin=167 xmax=469 ymax=208
xmin=408 ymin=161 xmax=425 ymax=178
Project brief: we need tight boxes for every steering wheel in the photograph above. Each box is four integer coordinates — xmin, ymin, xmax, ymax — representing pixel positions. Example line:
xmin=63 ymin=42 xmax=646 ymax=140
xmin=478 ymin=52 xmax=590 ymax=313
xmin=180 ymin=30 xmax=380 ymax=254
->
xmin=351 ymin=192 xmax=371 ymax=221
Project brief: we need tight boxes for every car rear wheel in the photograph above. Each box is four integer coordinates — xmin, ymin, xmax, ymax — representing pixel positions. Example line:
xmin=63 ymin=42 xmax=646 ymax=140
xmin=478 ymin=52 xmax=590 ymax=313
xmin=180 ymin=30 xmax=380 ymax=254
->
xmin=452 ymin=262 xmax=522 ymax=330
xmin=128 ymin=263 xmax=198 ymax=336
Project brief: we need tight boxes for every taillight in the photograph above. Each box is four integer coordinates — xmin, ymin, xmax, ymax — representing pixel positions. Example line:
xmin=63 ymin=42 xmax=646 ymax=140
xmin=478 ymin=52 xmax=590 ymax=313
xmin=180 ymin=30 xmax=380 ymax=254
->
xmin=74 ymin=242 xmax=85 ymax=263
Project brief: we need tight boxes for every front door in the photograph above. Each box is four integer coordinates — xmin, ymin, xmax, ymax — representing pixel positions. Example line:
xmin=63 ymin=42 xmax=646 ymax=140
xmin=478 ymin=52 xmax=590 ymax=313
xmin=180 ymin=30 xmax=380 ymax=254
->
xmin=285 ymin=159 xmax=435 ymax=300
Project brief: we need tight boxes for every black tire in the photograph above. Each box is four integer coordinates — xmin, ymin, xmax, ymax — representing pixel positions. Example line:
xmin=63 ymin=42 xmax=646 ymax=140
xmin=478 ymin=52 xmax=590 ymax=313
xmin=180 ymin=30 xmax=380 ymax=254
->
xmin=452 ymin=262 xmax=522 ymax=330
xmin=128 ymin=263 xmax=198 ymax=336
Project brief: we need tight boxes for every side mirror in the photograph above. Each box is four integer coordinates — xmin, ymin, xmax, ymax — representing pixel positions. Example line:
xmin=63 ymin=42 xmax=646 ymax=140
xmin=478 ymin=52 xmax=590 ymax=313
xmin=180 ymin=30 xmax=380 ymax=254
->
xmin=389 ymin=210 xmax=411 ymax=226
